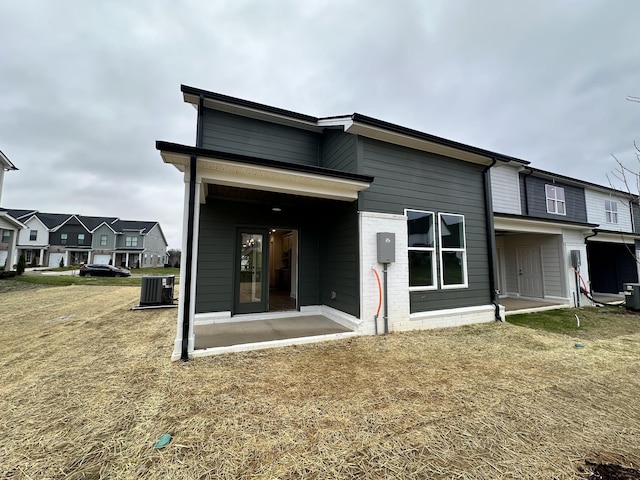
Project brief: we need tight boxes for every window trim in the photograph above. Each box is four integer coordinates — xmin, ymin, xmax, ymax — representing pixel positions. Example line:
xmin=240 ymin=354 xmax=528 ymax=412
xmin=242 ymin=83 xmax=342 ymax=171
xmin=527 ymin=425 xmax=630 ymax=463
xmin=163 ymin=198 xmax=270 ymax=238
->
xmin=438 ymin=212 xmax=469 ymax=289
xmin=406 ymin=209 xmax=437 ymax=291
xmin=545 ymin=184 xmax=566 ymax=216
xmin=29 ymin=230 xmax=37 ymax=241
xmin=125 ymin=236 xmax=139 ymax=247
xmin=2 ymin=230 xmax=12 ymax=243
xmin=60 ymin=233 xmax=68 ymax=245
xmin=78 ymin=233 xmax=85 ymax=245
xmin=100 ymin=234 xmax=108 ymax=247
xmin=605 ymin=199 xmax=618 ymax=224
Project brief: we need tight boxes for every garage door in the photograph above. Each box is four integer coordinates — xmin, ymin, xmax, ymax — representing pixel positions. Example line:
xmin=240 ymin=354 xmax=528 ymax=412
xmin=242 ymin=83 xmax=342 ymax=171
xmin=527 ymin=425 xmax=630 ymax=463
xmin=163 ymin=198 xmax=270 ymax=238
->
xmin=48 ymin=252 xmax=65 ymax=267
xmin=0 ymin=250 xmax=8 ymax=268
xmin=93 ymin=254 xmax=111 ymax=265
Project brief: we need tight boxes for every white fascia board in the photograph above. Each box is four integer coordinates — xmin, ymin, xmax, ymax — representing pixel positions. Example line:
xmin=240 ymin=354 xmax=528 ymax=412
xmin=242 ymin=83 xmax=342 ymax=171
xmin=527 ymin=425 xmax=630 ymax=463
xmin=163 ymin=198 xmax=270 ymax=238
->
xmin=316 ymin=117 xmax=354 ymax=129
xmin=345 ymin=122 xmax=494 ymax=166
xmin=24 ymin=215 xmax=47 ymax=231
xmin=494 ymin=216 xmax=592 ymax=235
xmin=162 ymin=151 xmax=370 ymax=202
xmin=90 ymin=221 xmax=117 ymax=234
xmin=183 ymin=93 xmax=322 ymax=132
xmin=0 ymin=212 xmax=26 ymax=229
xmin=196 ymin=158 xmax=370 ymax=202
xmin=588 ymin=231 xmax=640 ymax=244
xmin=49 ymin=215 xmax=75 ymax=232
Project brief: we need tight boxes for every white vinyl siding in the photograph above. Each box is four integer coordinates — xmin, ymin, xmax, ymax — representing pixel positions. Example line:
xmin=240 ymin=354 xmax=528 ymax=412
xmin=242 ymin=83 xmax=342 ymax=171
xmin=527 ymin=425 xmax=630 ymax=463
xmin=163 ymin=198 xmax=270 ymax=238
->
xmin=490 ymin=164 xmax=522 ymax=215
xmin=584 ymin=189 xmax=632 ymax=232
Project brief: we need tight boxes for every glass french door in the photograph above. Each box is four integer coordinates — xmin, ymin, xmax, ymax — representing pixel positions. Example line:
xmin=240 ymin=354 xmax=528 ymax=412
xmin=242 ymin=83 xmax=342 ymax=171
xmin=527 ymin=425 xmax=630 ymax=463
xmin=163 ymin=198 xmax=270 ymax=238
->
xmin=234 ymin=230 xmax=269 ymax=314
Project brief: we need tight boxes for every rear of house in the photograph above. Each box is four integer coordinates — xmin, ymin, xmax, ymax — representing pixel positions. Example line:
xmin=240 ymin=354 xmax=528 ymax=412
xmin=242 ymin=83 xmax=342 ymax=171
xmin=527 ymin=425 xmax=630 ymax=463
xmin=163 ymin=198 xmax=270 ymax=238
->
xmin=158 ymin=86 xmax=513 ymax=360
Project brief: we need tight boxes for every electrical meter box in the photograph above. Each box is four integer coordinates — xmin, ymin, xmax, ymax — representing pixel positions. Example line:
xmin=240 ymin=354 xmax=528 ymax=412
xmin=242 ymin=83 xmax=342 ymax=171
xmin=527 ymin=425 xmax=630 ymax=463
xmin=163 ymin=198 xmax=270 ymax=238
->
xmin=570 ymin=250 xmax=581 ymax=269
xmin=376 ymin=232 xmax=395 ymax=263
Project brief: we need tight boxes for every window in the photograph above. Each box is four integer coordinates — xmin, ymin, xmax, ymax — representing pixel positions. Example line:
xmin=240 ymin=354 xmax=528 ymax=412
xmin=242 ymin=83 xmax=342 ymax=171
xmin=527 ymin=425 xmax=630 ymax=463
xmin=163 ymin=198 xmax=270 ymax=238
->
xmin=100 ymin=235 xmax=108 ymax=247
xmin=29 ymin=230 xmax=37 ymax=241
xmin=439 ymin=213 xmax=468 ymax=288
xmin=60 ymin=233 xmax=68 ymax=245
xmin=545 ymin=184 xmax=566 ymax=215
xmin=407 ymin=210 xmax=436 ymax=289
xmin=2 ymin=230 xmax=10 ymax=243
xmin=605 ymin=200 xmax=618 ymax=224
xmin=78 ymin=233 xmax=85 ymax=245
xmin=407 ymin=210 xmax=468 ymax=290
xmin=125 ymin=236 xmax=138 ymax=247
xmin=25 ymin=250 xmax=32 ymax=263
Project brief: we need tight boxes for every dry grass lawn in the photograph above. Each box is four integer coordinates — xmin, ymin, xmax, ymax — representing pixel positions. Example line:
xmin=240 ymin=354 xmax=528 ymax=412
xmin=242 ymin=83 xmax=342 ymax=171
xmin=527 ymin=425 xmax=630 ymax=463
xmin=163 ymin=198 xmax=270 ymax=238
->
xmin=1 ymin=284 xmax=640 ymax=479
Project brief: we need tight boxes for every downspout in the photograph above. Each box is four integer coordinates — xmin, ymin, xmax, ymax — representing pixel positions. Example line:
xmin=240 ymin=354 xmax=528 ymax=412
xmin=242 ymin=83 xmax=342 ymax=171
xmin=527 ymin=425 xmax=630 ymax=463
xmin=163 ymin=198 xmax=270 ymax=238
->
xmin=181 ymin=154 xmax=197 ymax=361
xmin=584 ymin=228 xmax=598 ymax=244
xmin=180 ymin=95 xmax=204 ymax=362
xmin=521 ymin=167 xmax=534 ymax=216
xmin=483 ymin=158 xmax=502 ymax=321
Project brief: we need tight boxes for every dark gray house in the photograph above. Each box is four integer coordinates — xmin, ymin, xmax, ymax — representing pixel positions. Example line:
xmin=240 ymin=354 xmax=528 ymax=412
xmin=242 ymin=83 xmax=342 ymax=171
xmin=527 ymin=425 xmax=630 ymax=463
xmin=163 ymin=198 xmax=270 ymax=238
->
xmin=158 ymin=85 xmax=521 ymax=360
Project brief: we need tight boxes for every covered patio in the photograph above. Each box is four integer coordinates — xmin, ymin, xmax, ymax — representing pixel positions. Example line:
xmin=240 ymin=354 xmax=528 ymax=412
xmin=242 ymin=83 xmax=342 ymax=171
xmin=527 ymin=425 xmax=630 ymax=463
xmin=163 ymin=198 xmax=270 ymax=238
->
xmin=192 ymin=314 xmax=356 ymax=356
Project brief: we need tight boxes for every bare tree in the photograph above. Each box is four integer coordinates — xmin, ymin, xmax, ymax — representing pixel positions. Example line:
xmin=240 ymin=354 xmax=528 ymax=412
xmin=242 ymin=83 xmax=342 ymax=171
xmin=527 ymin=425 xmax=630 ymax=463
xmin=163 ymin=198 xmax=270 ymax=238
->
xmin=167 ymin=249 xmax=181 ymax=268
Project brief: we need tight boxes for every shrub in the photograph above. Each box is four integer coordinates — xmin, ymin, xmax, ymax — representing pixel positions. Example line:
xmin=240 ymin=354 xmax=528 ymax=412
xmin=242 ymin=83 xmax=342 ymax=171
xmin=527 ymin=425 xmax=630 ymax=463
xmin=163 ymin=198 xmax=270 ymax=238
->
xmin=59 ymin=257 xmax=64 ymax=268
xmin=17 ymin=253 xmax=26 ymax=275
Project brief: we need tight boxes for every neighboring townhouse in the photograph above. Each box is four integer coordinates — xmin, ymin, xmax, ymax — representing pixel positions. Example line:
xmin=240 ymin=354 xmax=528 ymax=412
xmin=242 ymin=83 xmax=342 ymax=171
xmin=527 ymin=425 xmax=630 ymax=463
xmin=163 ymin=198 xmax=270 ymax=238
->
xmin=157 ymin=84 xmax=531 ymax=360
xmin=111 ymin=220 xmax=168 ymax=268
xmin=15 ymin=212 xmax=50 ymax=266
xmin=491 ymin=163 xmax=639 ymax=303
xmin=0 ymin=210 xmax=168 ymax=268
xmin=0 ymin=150 xmax=21 ymax=271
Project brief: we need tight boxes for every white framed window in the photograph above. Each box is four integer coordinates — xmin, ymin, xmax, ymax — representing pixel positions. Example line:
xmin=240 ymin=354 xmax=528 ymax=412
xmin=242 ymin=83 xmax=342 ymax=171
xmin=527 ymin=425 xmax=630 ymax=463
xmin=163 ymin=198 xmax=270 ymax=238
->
xmin=545 ymin=184 xmax=566 ymax=215
xmin=125 ymin=236 xmax=138 ymax=247
xmin=78 ymin=233 xmax=85 ymax=245
xmin=1 ymin=230 xmax=10 ymax=243
xmin=29 ymin=230 xmax=37 ymax=241
xmin=438 ymin=213 xmax=468 ymax=288
xmin=60 ymin=233 xmax=68 ymax=245
xmin=605 ymin=200 xmax=618 ymax=224
xmin=406 ymin=209 xmax=436 ymax=290
xmin=100 ymin=235 xmax=108 ymax=246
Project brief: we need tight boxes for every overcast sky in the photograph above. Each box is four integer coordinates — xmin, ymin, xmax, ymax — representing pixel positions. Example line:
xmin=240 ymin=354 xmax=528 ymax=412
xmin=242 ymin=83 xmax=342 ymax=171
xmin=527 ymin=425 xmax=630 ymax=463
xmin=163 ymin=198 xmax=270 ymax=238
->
xmin=1 ymin=0 xmax=638 ymax=248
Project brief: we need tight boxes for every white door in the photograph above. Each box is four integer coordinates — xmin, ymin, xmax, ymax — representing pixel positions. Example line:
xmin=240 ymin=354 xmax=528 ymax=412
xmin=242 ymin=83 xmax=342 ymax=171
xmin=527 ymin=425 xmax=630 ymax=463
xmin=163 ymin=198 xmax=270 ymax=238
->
xmin=93 ymin=254 xmax=111 ymax=265
xmin=516 ymin=246 xmax=544 ymax=298
xmin=48 ymin=252 xmax=64 ymax=267
xmin=0 ymin=250 xmax=8 ymax=268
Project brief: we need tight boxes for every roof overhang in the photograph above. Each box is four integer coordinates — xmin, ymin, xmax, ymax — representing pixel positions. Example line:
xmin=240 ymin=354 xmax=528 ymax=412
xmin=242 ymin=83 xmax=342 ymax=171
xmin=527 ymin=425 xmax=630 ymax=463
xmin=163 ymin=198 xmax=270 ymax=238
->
xmin=0 ymin=150 xmax=18 ymax=171
xmin=157 ymin=142 xmax=373 ymax=203
xmin=0 ymin=212 xmax=26 ymax=230
xmin=494 ymin=214 xmax=598 ymax=235
xmin=587 ymin=230 xmax=640 ymax=245
xmin=180 ymin=85 xmax=530 ymax=168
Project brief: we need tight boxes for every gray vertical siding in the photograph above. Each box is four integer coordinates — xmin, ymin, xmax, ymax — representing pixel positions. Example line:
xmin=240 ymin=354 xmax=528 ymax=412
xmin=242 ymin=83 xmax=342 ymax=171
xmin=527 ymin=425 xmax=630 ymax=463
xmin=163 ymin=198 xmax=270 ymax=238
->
xmin=201 ymin=109 xmax=321 ymax=166
xmin=358 ymin=138 xmax=491 ymax=313
xmin=520 ymin=175 xmax=587 ymax=222
xmin=321 ymin=129 xmax=357 ymax=172
xmin=320 ymin=202 xmax=360 ymax=317
xmin=196 ymin=195 xmax=359 ymax=317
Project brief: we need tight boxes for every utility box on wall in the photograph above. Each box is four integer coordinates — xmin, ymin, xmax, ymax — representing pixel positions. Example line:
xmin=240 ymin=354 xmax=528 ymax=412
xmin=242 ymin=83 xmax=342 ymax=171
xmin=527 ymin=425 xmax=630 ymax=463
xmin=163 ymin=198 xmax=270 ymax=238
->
xmin=570 ymin=250 xmax=581 ymax=269
xmin=376 ymin=232 xmax=395 ymax=263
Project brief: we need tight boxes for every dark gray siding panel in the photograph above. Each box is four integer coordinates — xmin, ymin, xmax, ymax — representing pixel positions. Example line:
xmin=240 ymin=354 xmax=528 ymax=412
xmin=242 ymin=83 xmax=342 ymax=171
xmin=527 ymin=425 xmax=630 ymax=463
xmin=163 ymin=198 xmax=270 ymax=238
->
xmin=320 ymin=202 xmax=359 ymax=317
xmin=359 ymin=138 xmax=490 ymax=313
xmin=520 ymin=174 xmax=587 ymax=222
xmin=321 ymin=129 xmax=357 ymax=172
xmin=196 ymin=195 xmax=358 ymax=316
xmin=201 ymin=109 xmax=320 ymax=166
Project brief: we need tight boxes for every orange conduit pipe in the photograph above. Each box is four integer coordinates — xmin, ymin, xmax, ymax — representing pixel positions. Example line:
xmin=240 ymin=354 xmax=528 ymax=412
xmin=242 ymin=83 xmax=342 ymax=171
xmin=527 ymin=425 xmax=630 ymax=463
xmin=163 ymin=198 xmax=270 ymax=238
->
xmin=372 ymin=266 xmax=383 ymax=335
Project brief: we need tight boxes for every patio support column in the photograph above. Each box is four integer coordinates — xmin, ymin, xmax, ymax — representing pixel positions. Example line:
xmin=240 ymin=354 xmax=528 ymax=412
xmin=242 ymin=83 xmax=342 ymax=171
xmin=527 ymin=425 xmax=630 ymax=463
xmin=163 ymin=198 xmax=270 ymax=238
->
xmin=125 ymin=252 xmax=130 ymax=268
xmin=39 ymin=248 xmax=44 ymax=266
xmin=5 ymin=230 xmax=17 ymax=271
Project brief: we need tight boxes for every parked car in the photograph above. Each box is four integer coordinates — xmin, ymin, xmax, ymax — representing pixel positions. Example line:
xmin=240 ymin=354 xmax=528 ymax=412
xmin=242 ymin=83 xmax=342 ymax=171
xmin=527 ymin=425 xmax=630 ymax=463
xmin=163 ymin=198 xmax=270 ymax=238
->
xmin=79 ymin=264 xmax=131 ymax=277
